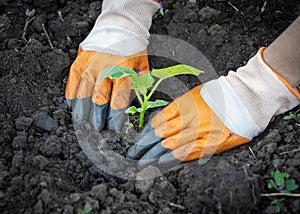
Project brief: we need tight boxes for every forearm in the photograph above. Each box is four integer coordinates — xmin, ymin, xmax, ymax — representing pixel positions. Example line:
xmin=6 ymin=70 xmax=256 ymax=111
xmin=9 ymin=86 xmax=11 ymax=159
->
xmin=263 ymin=16 xmax=300 ymax=87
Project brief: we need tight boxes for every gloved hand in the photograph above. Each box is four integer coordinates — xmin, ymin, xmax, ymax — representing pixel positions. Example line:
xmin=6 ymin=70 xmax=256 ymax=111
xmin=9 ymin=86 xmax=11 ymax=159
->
xmin=65 ymin=49 xmax=149 ymax=131
xmin=65 ymin=0 xmax=159 ymax=131
xmin=127 ymin=48 xmax=300 ymax=168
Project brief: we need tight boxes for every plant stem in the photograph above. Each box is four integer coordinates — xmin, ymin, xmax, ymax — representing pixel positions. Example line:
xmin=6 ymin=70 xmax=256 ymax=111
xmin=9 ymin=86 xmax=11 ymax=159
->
xmin=139 ymin=100 xmax=148 ymax=128
xmin=146 ymin=79 xmax=163 ymax=100
xmin=135 ymin=89 xmax=147 ymax=128
xmin=139 ymin=108 xmax=145 ymax=128
xmin=22 ymin=16 xmax=36 ymax=43
xmin=136 ymin=79 xmax=163 ymax=128
xmin=139 ymin=91 xmax=148 ymax=128
xmin=135 ymin=89 xmax=143 ymax=105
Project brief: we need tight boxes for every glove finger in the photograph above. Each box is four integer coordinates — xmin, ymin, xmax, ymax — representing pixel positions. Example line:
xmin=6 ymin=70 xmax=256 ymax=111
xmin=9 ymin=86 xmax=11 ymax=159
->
xmin=106 ymin=77 xmax=132 ymax=132
xmin=88 ymin=51 xmax=134 ymax=105
xmin=127 ymin=124 xmax=162 ymax=159
xmin=87 ymin=77 xmax=112 ymax=130
xmin=171 ymin=139 xmax=207 ymax=161
xmin=157 ymin=140 xmax=207 ymax=168
xmin=160 ymin=123 xmax=213 ymax=150
xmin=73 ymin=99 xmax=109 ymax=131
xmin=107 ymin=107 xmax=127 ymax=132
xmin=138 ymin=120 xmax=229 ymax=165
xmin=65 ymin=48 xmax=97 ymax=108
xmin=150 ymin=101 xmax=180 ymax=128
xmin=72 ymin=97 xmax=93 ymax=125
xmin=127 ymin=114 xmax=186 ymax=159
xmin=158 ymin=126 xmax=251 ymax=167
xmin=161 ymin=136 xmax=227 ymax=165
xmin=153 ymin=115 xmax=187 ymax=139
xmin=76 ymin=73 xmax=95 ymax=99
xmin=157 ymin=152 xmax=182 ymax=169
xmin=110 ymin=77 xmax=132 ymax=109
xmin=140 ymin=142 xmax=170 ymax=160
xmin=91 ymin=75 xmax=112 ymax=105
xmin=150 ymin=86 xmax=201 ymax=128
xmin=138 ymin=149 xmax=181 ymax=170
xmin=73 ymin=75 xmax=110 ymax=129
xmin=90 ymin=103 xmax=109 ymax=131
xmin=138 ymin=127 xmax=202 ymax=165
xmin=137 ymin=158 xmax=158 ymax=169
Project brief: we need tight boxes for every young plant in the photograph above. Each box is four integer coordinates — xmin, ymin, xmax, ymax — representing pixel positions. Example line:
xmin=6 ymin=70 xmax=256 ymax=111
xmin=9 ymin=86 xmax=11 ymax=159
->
xmin=153 ymin=2 xmax=165 ymax=19
xmin=124 ymin=119 xmax=134 ymax=134
xmin=283 ymin=111 xmax=300 ymax=120
xmin=267 ymin=170 xmax=298 ymax=193
xmin=22 ymin=8 xmax=36 ymax=43
xmin=78 ymin=208 xmax=92 ymax=214
xmin=270 ymin=199 xmax=283 ymax=213
xmin=267 ymin=170 xmax=298 ymax=213
xmin=100 ymin=64 xmax=203 ymax=128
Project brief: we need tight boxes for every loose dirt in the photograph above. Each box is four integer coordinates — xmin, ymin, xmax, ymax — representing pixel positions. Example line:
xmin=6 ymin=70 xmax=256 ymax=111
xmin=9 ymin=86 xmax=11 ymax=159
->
xmin=0 ymin=0 xmax=299 ymax=213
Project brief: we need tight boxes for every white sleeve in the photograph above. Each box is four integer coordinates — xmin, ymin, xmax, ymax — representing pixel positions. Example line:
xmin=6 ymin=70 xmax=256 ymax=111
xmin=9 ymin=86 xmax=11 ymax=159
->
xmin=80 ymin=0 xmax=159 ymax=56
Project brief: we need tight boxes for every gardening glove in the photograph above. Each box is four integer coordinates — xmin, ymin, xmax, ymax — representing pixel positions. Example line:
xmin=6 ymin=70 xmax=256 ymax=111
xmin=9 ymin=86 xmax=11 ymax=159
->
xmin=65 ymin=0 xmax=159 ymax=131
xmin=127 ymin=48 xmax=300 ymax=168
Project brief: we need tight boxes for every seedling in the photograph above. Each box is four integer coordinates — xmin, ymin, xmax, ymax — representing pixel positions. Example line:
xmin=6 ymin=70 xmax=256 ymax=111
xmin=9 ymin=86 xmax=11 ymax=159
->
xmin=267 ymin=170 xmax=298 ymax=212
xmin=124 ymin=119 xmax=134 ymax=134
xmin=267 ymin=170 xmax=298 ymax=193
xmin=270 ymin=199 xmax=283 ymax=213
xmin=22 ymin=9 xmax=36 ymax=43
xmin=100 ymin=64 xmax=203 ymax=128
xmin=78 ymin=209 xmax=92 ymax=214
xmin=283 ymin=111 xmax=300 ymax=120
xmin=153 ymin=2 xmax=166 ymax=19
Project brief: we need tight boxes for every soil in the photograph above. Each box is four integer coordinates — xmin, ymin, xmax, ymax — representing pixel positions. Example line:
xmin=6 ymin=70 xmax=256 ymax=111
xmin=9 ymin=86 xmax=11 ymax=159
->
xmin=0 ymin=0 xmax=300 ymax=213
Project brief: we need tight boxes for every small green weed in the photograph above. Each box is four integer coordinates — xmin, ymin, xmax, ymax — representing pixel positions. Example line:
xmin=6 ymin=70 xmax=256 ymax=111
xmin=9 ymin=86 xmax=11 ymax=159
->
xmin=268 ymin=170 xmax=298 ymax=193
xmin=78 ymin=209 xmax=92 ymax=214
xmin=270 ymin=200 xmax=283 ymax=213
xmin=267 ymin=170 xmax=298 ymax=212
xmin=283 ymin=111 xmax=300 ymax=120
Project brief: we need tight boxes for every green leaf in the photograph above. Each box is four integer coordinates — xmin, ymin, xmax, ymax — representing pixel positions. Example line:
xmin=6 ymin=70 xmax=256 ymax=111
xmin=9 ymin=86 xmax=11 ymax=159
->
xmin=151 ymin=64 xmax=204 ymax=80
xmin=146 ymin=99 xmax=169 ymax=110
xmin=78 ymin=209 xmax=92 ymax=214
xmin=274 ymin=170 xmax=285 ymax=186
xmin=270 ymin=200 xmax=282 ymax=213
xmin=282 ymin=172 xmax=289 ymax=178
xmin=99 ymin=66 xmax=137 ymax=81
xmin=268 ymin=180 xmax=278 ymax=190
xmin=285 ymin=179 xmax=299 ymax=191
xmin=283 ymin=112 xmax=296 ymax=120
xmin=131 ymin=72 xmax=154 ymax=92
xmin=125 ymin=106 xmax=143 ymax=115
xmin=275 ymin=203 xmax=282 ymax=213
xmin=267 ymin=182 xmax=274 ymax=189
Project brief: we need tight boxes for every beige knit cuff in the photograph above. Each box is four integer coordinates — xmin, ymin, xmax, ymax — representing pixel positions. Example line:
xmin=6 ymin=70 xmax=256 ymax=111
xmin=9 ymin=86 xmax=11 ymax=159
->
xmin=226 ymin=48 xmax=299 ymax=130
xmin=95 ymin=0 xmax=160 ymax=39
